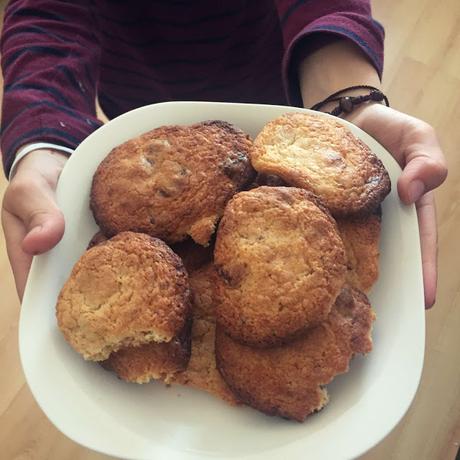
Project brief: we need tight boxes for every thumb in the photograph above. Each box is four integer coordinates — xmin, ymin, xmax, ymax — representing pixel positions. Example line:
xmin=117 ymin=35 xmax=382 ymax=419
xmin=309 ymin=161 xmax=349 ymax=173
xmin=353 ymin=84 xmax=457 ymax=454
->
xmin=4 ymin=174 xmax=65 ymax=255
xmin=21 ymin=207 xmax=65 ymax=254
xmin=397 ymin=126 xmax=447 ymax=205
xmin=398 ymin=155 xmax=448 ymax=205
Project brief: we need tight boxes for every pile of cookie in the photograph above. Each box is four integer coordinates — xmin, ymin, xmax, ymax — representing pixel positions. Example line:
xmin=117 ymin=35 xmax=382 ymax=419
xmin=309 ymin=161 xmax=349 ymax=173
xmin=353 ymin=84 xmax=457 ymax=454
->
xmin=56 ymin=113 xmax=390 ymax=421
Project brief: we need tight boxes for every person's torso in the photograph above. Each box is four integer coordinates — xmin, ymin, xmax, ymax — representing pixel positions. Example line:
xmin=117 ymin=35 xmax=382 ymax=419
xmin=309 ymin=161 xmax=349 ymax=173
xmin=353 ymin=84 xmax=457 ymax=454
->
xmin=91 ymin=0 xmax=286 ymax=118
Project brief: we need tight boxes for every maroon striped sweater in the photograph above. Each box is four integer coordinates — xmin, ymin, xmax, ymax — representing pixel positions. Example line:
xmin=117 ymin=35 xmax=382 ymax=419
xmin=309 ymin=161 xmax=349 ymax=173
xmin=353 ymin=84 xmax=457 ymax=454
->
xmin=1 ymin=0 xmax=384 ymax=176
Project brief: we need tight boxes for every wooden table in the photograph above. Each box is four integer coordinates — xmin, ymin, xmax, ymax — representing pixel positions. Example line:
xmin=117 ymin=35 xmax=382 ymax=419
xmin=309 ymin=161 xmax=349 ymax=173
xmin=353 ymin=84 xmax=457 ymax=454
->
xmin=0 ymin=1 xmax=459 ymax=458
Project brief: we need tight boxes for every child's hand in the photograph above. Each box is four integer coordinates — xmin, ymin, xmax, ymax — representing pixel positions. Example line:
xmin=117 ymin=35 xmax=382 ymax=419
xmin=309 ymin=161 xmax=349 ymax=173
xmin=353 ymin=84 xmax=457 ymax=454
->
xmin=2 ymin=150 xmax=68 ymax=300
xmin=348 ymin=104 xmax=448 ymax=308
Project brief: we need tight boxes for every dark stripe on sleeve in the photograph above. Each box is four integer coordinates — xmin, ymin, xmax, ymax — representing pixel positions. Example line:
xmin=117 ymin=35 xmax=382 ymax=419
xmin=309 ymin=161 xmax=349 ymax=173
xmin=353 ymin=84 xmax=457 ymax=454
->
xmin=6 ymin=127 xmax=83 ymax=156
xmin=4 ymin=83 xmax=72 ymax=106
xmin=2 ymin=45 xmax=73 ymax=70
xmin=83 ymin=63 xmax=95 ymax=88
xmin=12 ymin=8 xmax=63 ymax=22
xmin=0 ymin=70 xmax=34 ymax=87
xmin=309 ymin=24 xmax=379 ymax=67
xmin=1 ymin=24 xmax=73 ymax=44
xmin=1 ymin=101 xmax=100 ymax=135
xmin=281 ymin=0 xmax=314 ymax=26
xmin=372 ymin=19 xmax=385 ymax=34
xmin=56 ymin=64 xmax=87 ymax=94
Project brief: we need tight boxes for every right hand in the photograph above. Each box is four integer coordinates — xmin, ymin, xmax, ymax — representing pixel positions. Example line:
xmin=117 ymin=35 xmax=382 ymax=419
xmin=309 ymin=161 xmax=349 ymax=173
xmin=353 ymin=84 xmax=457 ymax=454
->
xmin=2 ymin=149 xmax=68 ymax=300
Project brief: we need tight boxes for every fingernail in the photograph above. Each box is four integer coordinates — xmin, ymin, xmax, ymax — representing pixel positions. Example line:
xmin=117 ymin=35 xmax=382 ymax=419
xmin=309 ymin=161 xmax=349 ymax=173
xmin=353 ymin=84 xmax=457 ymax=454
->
xmin=28 ymin=225 xmax=43 ymax=236
xmin=408 ymin=180 xmax=425 ymax=203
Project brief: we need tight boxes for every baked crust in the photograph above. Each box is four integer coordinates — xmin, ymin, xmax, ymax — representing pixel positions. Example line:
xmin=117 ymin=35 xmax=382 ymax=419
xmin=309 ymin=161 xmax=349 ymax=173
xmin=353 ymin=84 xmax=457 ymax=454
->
xmin=250 ymin=112 xmax=391 ymax=217
xmin=90 ymin=120 xmax=254 ymax=245
xmin=214 ymin=186 xmax=346 ymax=347
xmin=215 ymin=286 xmax=375 ymax=421
xmin=172 ymin=264 xmax=238 ymax=404
xmin=337 ymin=209 xmax=381 ymax=292
xmin=56 ymin=232 xmax=191 ymax=361
xmin=103 ymin=316 xmax=192 ymax=384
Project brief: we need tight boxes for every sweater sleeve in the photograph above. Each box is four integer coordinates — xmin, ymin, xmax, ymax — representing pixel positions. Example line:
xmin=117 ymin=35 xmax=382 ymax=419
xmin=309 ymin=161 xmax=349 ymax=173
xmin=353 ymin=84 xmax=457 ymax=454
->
xmin=273 ymin=0 xmax=385 ymax=106
xmin=0 ymin=0 xmax=103 ymax=176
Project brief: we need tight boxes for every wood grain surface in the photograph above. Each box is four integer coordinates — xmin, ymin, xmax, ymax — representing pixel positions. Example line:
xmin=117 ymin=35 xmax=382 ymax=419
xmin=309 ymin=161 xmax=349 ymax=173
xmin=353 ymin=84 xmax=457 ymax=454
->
xmin=0 ymin=1 xmax=459 ymax=459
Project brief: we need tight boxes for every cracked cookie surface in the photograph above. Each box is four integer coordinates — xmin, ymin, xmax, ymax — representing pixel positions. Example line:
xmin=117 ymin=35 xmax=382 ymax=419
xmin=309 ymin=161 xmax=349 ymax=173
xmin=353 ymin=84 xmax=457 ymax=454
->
xmin=90 ymin=121 xmax=254 ymax=245
xmin=214 ymin=186 xmax=346 ymax=347
xmin=56 ymin=232 xmax=191 ymax=361
xmin=215 ymin=286 xmax=375 ymax=421
xmin=250 ymin=112 xmax=391 ymax=217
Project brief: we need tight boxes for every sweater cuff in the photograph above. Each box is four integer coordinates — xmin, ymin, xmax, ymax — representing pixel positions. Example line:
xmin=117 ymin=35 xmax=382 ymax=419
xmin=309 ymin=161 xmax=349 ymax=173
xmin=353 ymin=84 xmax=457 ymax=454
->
xmin=8 ymin=142 xmax=74 ymax=180
xmin=1 ymin=105 xmax=102 ymax=177
xmin=283 ymin=16 xmax=385 ymax=107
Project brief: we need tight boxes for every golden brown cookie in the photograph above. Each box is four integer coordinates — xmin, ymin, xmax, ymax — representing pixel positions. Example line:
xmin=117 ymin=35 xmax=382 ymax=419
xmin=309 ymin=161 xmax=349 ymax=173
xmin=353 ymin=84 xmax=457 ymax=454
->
xmin=173 ymin=317 xmax=239 ymax=404
xmin=214 ymin=186 xmax=347 ymax=347
xmin=337 ymin=209 xmax=381 ymax=292
xmin=90 ymin=121 xmax=255 ymax=245
xmin=56 ymin=232 xmax=191 ymax=361
xmin=188 ymin=264 xmax=220 ymax=322
xmin=172 ymin=264 xmax=238 ymax=404
xmin=250 ymin=112 xmax=391 ymax=217
xmin=215 ymin=286 xmax=375 ymax=422
xmin=330 ymin=286 xmax=375 ymax=356
xmin=102 ymin=317 xmax=192 ymax=384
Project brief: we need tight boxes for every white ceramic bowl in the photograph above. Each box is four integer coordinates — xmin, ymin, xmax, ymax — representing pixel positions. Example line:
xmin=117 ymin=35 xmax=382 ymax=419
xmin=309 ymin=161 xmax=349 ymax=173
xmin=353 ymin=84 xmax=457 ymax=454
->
xmin=19 ymin=102 xmax=425 ymax=460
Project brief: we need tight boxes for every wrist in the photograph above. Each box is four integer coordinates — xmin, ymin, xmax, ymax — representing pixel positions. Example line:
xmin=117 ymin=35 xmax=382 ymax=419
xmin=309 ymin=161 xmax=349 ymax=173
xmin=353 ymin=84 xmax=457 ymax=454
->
xmin=13 ymin=149 xmax=68 ymax=188
xmin=344 ymin=102 xmax=392 ymax=129
xmin=15 ymin=149 xmax=67 ymax=171
xmin=9 ymin=143 xmax=73 ymax=180
xmin=310 ymin=86 xmax=389 ymax=118
xmin=299 ymin=39 xmax=381 ymax=108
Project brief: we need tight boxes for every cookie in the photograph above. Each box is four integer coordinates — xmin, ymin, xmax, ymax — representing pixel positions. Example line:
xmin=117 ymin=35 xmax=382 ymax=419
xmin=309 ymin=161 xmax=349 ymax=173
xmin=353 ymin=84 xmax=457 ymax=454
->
xmin=90 ymin=120 xmax=255 ymax=245
xmin=214 ymin=186 xmax=346 ymax=347
xmin=337 ymin=209 xmax=381 ymax=292
xmin=250 ymin=112 xmax=391 ymax=217
xmin=103 ymin=317 xmax=192 ymax=384
xmin=56 ymin=232 xmax=191 ymax=361
xmin=329 ymin=286 xmax=375 ymax=356
xmin=215 ymin=286 xmax=375 ymax=421
xmin=172 ymin=264 xmax=238 ymax=404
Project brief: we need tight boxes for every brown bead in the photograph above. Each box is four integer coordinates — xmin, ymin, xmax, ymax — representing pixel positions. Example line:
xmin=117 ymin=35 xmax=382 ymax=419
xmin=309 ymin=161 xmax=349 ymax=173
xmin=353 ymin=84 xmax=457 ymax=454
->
xmin=340 ymin=96 xmax=354 ymax=113
xmin=370 ymin=90 xmax=384 ymax=101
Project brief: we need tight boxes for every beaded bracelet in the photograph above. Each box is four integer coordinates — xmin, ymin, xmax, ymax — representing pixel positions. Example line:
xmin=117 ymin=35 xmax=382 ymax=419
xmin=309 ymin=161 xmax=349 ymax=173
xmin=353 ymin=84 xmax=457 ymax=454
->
xmin=310 ymin=85 xmax=390 ymax=117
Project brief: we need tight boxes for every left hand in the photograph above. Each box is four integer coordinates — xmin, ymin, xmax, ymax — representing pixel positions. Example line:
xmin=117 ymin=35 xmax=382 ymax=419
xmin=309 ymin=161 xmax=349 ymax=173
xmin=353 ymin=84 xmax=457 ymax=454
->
xmin=348 ymin=103 xmax=448 ymax=308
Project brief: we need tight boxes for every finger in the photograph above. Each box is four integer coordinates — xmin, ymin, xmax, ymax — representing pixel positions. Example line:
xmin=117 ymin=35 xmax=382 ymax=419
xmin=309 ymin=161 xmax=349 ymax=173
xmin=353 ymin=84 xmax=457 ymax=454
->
xmin=21 ymin=209 xmax=65 ymax=254
xmin=397 ymin=128 xmax=448 ymax=204
xmin=415 ymin=192 xmax=438 ymax=308
xmin=1 ymin=209 xmax=33 ymax=301
xmin=3 ymin=175 xmax=65 ymax=255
